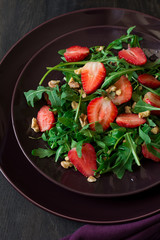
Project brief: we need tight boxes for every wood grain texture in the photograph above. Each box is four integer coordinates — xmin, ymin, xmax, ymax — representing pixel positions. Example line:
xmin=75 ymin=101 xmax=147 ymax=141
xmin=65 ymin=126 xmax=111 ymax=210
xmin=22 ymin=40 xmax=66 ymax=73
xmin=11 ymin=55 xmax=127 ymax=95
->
xmin=0 ymin=0 xmax=160 ymax=239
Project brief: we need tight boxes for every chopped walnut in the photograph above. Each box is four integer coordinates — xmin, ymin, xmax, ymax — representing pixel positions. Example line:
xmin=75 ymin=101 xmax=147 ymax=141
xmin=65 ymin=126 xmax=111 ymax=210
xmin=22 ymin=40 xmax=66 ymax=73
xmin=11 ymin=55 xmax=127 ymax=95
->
xmin=151 ymin=126 xmax=159 ymax=134
xmin=68 ymin=77 xmax=80 ymax=89
xmin=138 ymin=110 xmax=150 ymax=118
xmin=132 ymin=102 xmax=137 ymax=109
xmin=139 ymin=86 xmax=143 ymax=91
xmin=78 ymin=89 xmax=87 ymax=98
xmin=125 ymin=106 xmax=132 ymax=114
xmin=61 ymin=161 xmax=73 ymax=169
xmin=87 ymin=176 xmax=97 ymax=182
xmin=74 ymin=68 xmax=82 ymax=75
xmin=96 ymin=46 xmax=104 ymax=52
xmin=48 ymin=80 xmax=60 ymax=88
xmin=71 ymin=101 xmax=79 ymax=110
xmin=64 ymin=156 xmax=70 ymax=161
xmin=115 ymin=89 xmax=122 ymax=96
xmin=31 ymin=117 xmax=40 ymax=132
xmin=79 ymin=113 xmax=88 ymax=128
xmin=106 ymin=85 xmax=117 ymax=93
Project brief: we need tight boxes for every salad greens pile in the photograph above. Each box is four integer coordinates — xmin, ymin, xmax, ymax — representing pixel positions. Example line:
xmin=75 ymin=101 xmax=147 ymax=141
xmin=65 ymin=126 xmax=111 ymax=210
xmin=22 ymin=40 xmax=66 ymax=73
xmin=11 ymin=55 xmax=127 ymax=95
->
xmin=24 ymin=26 xmax=160 ymax=179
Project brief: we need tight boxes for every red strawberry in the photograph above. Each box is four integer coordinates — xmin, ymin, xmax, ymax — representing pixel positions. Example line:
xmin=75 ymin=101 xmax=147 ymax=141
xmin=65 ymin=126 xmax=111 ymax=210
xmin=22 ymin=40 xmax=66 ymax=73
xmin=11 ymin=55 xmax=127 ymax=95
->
xmin=116 ymin=113 xmax=146 ymax=128
xmin=142 ymin=143 xmax=160 ymax=162
xmin=64 ymin=45 xmax=90 ymax=62
xmin=87 ymin=96 xmax=118 ymax=131
xmin=37 ymin=105 xmax=55 ymax=132
xmin=138 ymin=74 xmax=160 ymax=89
xmin=118 ymin=47 xmax=147 ymax=65
xmin=109 ymin=75 xmax=132 ymax=105
xmin=68 ymin=143 xmax=97 ymax=177
xmin=143 ymin=92 xmax=160 ymax=115
xmin=81 ymin=62 xmax=106 ymax=94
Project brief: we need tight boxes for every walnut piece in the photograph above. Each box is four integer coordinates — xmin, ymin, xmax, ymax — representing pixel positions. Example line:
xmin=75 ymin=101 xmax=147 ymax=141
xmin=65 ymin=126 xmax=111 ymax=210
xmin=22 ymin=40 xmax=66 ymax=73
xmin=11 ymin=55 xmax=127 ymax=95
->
xmin=87 ymin=176 xmax=97 ymax=182
xmin=79 ymin=113 xmax=88 ymax=128
xmin=125 ymin=106 xmax=132 ymax=114
xmin=74 ymin=68 xmax=82 ymax=75
xmin=138 ymin=110 xmax=150 ymax=118
xmin=61 ymin=161 xmax=73 ymax=169
xmin=151 ymin=126 xmax=159 ymax=134
xmin=71 ymin=101 xmax=79 ymax=110
xmin=132 ymin=102 xmax=137 ymax=109
xmin=68 ymin=77 xmax=80 ymax=89
xmin=106 ymin=85 xmax=117 ymax=93
xmin=96 ymin=46 xmax=104 ymax=52
xmin=48 ymin=80 xmax=60 ymax=88
xmin=115 ymin=89 xmax=122 ymax=96
xmin=78 ymin=89 xmax=87 ymax=98
xmin=31 ymin=117 xmax=40 ymax=132
xmin=64 ymin=156 xmax=70 ymax=161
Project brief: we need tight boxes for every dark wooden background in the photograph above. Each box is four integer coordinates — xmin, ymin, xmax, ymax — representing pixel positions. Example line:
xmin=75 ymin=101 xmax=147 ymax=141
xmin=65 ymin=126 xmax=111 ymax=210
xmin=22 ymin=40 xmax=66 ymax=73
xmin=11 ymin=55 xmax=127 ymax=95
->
xmin=0 ymin=0 xmax=160 ymax=239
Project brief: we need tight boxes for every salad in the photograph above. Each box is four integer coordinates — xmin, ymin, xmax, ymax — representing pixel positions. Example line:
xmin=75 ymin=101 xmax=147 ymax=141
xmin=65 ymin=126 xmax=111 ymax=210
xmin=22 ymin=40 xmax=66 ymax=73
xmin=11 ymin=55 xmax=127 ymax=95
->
xmin=24 ymin=26 xmax=160 ymax=183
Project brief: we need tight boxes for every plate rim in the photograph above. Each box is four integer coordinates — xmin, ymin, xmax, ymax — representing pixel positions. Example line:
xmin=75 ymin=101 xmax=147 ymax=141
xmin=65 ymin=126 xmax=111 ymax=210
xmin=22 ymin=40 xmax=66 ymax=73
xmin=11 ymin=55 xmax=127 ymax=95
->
xmin=1 ymin=7 xmax=160 ymax=223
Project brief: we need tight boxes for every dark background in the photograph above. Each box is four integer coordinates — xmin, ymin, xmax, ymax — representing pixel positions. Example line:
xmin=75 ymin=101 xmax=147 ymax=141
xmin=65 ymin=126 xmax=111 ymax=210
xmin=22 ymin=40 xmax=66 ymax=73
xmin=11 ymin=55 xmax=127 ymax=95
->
xmin=0 ymin=0 xmax=160 ymax=239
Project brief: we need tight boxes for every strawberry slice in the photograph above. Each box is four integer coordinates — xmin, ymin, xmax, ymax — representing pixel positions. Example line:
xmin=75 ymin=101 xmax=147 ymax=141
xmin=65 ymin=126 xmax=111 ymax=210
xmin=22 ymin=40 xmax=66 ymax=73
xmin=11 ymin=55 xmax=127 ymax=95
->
xmin=116 ymin=113 xmax=146 ymax=128
xmin=138 ymin=74 xmax=160 ymax=89
xmin=143 ymin=92 xmax=160 ymax=115
xmin=142 ymin=143 xmax=160 ymax=162
xmin=109 ymin=75 xmax=132 ymax=105
xmin=68 ymin=143 xmax=97 ymax=177
xmin=81 ymin=62 xmax=106 ymax=94
xmin=64 ymin=45 xmax=90 ymax=62
xmin=87 ymin=96 xmax=118 ymax=131
xmin=118 ymin=47 xmax=147 ymax=65
xmin=37 ymin=105 xmax=55 ymax=132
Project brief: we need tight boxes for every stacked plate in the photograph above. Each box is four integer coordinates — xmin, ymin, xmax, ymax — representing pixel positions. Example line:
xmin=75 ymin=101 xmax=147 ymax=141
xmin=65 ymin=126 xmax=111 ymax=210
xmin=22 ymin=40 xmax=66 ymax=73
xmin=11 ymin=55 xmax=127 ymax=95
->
xmin=0 ymin=8 xmax=160 ymax=223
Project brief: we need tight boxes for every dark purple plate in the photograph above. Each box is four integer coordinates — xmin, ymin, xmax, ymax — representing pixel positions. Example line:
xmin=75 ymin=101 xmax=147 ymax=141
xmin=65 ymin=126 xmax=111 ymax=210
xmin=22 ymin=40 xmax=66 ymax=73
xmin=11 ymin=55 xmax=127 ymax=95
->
xmin=11 ymin=25 xmax=160 ymax=197
xmin=1 ymin=8 xmax=160 ymax=222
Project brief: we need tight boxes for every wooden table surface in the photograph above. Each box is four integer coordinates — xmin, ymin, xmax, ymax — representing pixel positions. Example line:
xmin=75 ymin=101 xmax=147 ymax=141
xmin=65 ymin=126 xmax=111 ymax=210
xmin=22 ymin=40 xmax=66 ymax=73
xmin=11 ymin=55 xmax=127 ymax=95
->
xmin=0 ymin=0 xmax=160 ymax=239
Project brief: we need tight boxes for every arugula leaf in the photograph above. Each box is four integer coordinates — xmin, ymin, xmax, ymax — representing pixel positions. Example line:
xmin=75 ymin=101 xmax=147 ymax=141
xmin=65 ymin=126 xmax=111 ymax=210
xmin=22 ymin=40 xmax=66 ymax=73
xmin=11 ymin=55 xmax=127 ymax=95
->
xmin=146 ymin=144 xmax=160 ymax=158
xmin=134 ymin=97 xmax=160 ymax=113
xmin=58 ymin=49 xmax=66 ymax=56
xmin=125 ymin=133 xmax=140 ymax=166
xmin=58 ymin=117 xmax=75 ymax=128
xmin=141 ymin=85 xmax=160 ymax=96
xmin=127 ymin=26 xmax=136 ymax=35
xmin=55 ymin=145 xmax=64 ymax=162
xmin=76 ymin=140 xmax=83 ymax=158
xmin=32 ymin=148 xmax=55 ymax=158
xmin=139 ymin=125 xmax=151 ymax=144
xmin=112 ymin=145 xmax=133 ymax=179
xmin=147 ymin=118 xmax=156 ymax=127
xmin=95 ymin=122 xmax=104 ymax=133
xmin=24 ymin=86 xmax=46 ymax=107
xmin=101 ymin=67 xmax=142 ymax=89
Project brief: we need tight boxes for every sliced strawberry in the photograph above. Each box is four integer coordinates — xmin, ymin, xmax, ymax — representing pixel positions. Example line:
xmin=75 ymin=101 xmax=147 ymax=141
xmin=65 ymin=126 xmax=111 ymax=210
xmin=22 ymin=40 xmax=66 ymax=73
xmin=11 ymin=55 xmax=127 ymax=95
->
xmin=37 ymin=105 xmax=55 ymax=132
xmin=109 ymin=75 xmax=132 ymax=105
xmin=143 ymin=92 xmax=160 ymax=115
xmin=138 ymin=74 xmax=160 ymax=89
xmin=68 ymin=143 xmax=97 ymax=177
xmin=116 ymin=113 xmax=146 ymax=128
xmin=87 ymin=96 xmax=118 ymax=131
xmin=64 ymin=45 xmax=90 ymax=62
xmin=142 ymin=143 xmax=160 ymax=162
xmin=118 ymin=47 xmax=147 ymax=65
xmin=81 ymin=62 xmax=106 ymax=94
